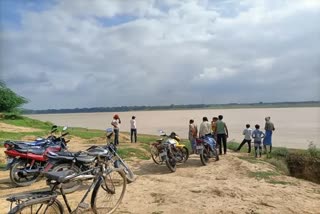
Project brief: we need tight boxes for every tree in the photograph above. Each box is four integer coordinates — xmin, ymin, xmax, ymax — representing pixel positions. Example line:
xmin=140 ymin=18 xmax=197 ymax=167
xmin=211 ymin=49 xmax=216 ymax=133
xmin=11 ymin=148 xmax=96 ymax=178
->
xmin=0 ymin=81 xmax=28 ymax=112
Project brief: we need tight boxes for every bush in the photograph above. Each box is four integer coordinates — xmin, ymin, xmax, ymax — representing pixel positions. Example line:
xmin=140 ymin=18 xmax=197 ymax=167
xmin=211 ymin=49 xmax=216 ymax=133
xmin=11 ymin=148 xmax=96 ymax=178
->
xmin=271 ymin=147 xmax=289 ymax=159
xmin=3 ymin=112 xmax=23 ymax=120
xmin=227 ymin=141 xmax=240 ymax=151
xmin=286 ymin=152 xmax=320 ymax=184
xmin=308 ymin=142 xmax=320 ymax=158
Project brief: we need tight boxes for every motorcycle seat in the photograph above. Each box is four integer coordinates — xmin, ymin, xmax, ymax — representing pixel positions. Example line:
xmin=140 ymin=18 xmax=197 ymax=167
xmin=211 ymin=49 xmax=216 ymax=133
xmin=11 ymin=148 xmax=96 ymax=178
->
xmin=15 ymin=147 xmax=45 ymax=155
xmin=44 ymin=170 xmax=76 ymax=183
xmin=76 ymin=155 xmax=96 ymax=163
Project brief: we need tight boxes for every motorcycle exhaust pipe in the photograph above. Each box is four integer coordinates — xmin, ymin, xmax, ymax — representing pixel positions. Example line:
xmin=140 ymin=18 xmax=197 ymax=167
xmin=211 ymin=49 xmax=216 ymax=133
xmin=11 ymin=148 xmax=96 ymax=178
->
xmin=17 ymin=168 xmax=42 ymax=176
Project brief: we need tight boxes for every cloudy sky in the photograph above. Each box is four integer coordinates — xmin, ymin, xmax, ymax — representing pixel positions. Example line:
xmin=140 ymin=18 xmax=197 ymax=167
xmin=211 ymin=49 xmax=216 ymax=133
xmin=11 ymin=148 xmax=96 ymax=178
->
xmin=1 ymin=0 xmax=319 ymax=110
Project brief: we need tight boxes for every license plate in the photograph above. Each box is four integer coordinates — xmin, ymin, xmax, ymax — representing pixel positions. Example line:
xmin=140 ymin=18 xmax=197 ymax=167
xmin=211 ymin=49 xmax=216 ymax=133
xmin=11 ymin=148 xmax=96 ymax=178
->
xmin=196 ymin=145 xmax=204 ymax=150
xmin=7 ymin=158 xmax=14 ymax=164
xmin=159 ymin=152 xmax=167 ymax=157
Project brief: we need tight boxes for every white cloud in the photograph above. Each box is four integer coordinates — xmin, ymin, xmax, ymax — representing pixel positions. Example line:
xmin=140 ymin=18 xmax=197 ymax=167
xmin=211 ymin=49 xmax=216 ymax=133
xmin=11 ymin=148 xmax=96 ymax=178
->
xmin=1 ymin=0 xmax=319 ymax=109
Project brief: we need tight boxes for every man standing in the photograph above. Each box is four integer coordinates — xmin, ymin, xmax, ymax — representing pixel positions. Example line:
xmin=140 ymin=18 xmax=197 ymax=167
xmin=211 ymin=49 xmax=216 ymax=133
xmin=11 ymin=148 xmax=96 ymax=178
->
xmin=111 ymin=114 xmax=121 ymax=145
xmin=130 ymin=116 xmax=137 ymax=143
xmin=216 ymin=115 xmax=229 ymax=155
xmin=263 ymin=116 xmax=275 ymax=153
xmin=199 ymin=117 xmax=212 ymax=137
xmin=189 ymin=119 xmax=198 ymax=154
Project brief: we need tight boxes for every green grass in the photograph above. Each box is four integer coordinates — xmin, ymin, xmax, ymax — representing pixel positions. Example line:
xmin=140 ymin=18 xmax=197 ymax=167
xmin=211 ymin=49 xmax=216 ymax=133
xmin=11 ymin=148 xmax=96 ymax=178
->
xmin=248 ymin=171 xmax=280 ymax=180
xmin=137 ymin=135 xmax=158 ymax=144
xmin=117 ymin=147 xmax=149 ymax=160
xmin=267 ymin=179 xmax=295 ymax=185
xmin=238 ymin=156 xmax=262 ymax=164
xmin=1 ymin=116 xmax=53 ymax=130
xmin=0 ymin=131 xmax=48 ymax=141
xmin=68 ymin=127 xmax=105 ymax=139
xmin=227 ymin=141 xmax=241 ymax=151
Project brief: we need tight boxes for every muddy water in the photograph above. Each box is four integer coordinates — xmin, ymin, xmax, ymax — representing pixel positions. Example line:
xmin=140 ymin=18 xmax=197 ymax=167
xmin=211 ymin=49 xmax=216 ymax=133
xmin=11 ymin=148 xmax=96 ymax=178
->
xmin=27 ymin=107 xmax=320 ymax=149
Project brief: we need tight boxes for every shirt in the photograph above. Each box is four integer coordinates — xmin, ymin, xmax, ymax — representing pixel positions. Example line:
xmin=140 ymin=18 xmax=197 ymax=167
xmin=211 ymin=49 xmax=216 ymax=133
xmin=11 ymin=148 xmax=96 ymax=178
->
xmin=199 ymin=121 xmax=211 ymax=137
xmin=252 ymin=129 xmax=265 ymax=142
xmin=189 ymin=123 xmax=198 ymax=140
xmin=111 ymin=119 xmax=120 ymax=130
xmin=130 ymin=119 xmax=136 ymax=129
xmin=243 ymin=128 xmax=252 ymax=140
xmin=265 ymin=121 xmax=275 ymax=131
xmin=216 ymin=120 xmax=227 ymax=134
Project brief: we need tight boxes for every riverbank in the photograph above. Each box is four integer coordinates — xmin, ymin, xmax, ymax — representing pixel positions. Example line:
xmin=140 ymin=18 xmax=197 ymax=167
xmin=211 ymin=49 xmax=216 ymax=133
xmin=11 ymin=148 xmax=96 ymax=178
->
xmin=0 ymin=116 xmax=320 ymax=213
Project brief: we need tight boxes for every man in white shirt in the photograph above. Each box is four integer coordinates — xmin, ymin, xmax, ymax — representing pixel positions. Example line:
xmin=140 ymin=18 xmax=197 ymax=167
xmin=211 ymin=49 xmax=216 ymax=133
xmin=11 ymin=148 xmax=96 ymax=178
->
xmin=236 ymin=124 xmax=252 ymax=153
xmin=199 ymin=117 xmax=212 ymax=137
xmin=130 ymin=116 xmax=137 ymax=143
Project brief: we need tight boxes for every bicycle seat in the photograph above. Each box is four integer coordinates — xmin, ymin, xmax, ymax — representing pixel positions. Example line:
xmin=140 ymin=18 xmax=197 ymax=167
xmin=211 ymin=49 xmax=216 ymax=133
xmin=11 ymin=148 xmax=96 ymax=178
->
xmin=44 ymin=170 xmax=75 ymax=183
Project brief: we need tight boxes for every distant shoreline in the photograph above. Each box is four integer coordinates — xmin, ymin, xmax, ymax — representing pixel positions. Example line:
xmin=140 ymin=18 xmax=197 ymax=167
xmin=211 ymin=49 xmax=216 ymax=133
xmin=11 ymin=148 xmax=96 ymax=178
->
xmin=23 ymin=101 xmax=320 ymax=114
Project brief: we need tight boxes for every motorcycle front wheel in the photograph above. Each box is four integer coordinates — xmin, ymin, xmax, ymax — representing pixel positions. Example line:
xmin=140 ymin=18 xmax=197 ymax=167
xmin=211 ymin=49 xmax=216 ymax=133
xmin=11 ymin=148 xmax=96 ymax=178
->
xmin=114 ymin=159 xmax=135 ymax=183
xmin=200 ymin=149 xmax=210 ymax=166
xmin=10 ymin=159 xmax=40 ymax=187
xmin=165 ymin=158 xmax=176 ymax=172
xmin=180 ymin=146 xmax=189 ymax=163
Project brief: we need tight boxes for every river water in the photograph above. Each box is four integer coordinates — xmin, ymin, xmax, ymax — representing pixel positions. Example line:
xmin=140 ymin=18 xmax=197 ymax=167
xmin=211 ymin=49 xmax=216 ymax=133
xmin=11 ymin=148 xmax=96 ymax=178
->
xmin=27 ymin=107 xmax=320 ymax=149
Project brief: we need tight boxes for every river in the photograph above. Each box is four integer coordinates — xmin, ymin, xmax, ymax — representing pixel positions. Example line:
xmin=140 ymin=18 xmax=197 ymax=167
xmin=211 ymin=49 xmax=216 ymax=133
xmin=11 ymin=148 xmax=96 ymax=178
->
xmin=27 ymin=107 xmax=320 ymax=149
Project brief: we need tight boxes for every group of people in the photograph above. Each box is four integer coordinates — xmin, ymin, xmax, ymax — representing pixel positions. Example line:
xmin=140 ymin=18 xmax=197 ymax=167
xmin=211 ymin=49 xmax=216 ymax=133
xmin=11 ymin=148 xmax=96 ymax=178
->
xmin=189 ymin=115 xmax=275 ymax=158
xmin=236 ymin=117 xmax=275 ymax=158
xmin=111 ymin=113 xmax=275 ymax=159
xmin=111 ymin=114 xmax=137 ymax=144
xmin=189 ymin=115 xmax=229 ymax=155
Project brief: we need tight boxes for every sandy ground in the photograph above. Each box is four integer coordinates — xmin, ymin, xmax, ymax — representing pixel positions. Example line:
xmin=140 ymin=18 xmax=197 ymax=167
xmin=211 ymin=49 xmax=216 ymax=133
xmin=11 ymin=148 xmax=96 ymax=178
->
xmin=0 ymin=152 xmax=320 ymax=214
xmin=1 ymin=122 xmax=320 ymax=214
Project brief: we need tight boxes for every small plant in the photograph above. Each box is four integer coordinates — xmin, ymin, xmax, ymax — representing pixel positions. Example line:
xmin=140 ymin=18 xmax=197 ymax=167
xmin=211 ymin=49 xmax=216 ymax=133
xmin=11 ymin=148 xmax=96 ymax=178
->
xmin=227 ymin=141 xmax=240 ymax=151
xmin=307 ymin=142 xmax=320 ymax=158
xmin=248 ymin=170 xmax=279 ymax=180
xmin=271 ymin=147 xmax=289 ymax=159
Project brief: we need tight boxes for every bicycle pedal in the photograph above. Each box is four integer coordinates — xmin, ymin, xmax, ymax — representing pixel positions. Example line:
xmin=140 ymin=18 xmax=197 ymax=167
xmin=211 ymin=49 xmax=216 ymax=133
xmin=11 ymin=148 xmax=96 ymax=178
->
xmin=78 ymin=202 xmax=90 ymax=209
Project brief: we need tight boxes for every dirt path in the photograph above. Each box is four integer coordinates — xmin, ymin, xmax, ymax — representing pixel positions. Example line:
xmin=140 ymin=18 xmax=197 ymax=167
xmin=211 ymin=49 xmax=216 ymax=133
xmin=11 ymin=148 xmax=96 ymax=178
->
xmin=0 ymin=150 xmax=320 ymax=214
xmin=0 ymin=122 xmax=42 ymax=133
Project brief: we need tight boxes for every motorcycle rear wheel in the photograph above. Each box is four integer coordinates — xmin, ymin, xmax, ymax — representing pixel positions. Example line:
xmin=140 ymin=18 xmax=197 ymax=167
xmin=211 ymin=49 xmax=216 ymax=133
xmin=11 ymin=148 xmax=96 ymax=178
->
xmin=49 ymin=163 xmax=81 ymax=194
xmin=10 ymin=159 xmax=40 ymax=187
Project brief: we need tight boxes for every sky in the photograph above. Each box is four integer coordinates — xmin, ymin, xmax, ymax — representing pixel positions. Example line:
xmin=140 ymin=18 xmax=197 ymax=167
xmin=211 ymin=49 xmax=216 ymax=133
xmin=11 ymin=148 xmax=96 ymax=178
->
xmin=0 ymin=0 xmax=319 ymax=110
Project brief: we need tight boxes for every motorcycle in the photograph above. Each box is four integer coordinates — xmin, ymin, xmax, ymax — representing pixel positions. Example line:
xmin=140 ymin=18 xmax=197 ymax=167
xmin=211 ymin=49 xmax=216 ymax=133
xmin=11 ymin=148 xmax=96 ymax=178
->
xmin=150 ymin=131 xmax=189 ymax=172
xmin=196 ymin=134 xmax=219 ymax=165
xmin=45 ymin=128 xmax=135 ymax=193
xmin=4 ymin=126 xmax=70 ymax=186
xmin=4 ymin=125 xmax=58 ymax=151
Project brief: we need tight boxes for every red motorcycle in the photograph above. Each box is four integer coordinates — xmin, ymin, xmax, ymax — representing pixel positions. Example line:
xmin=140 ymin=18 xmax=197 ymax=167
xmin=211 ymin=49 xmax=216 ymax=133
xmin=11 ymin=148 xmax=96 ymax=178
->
xmin=4 ymin=127 xmax=70 ymax=187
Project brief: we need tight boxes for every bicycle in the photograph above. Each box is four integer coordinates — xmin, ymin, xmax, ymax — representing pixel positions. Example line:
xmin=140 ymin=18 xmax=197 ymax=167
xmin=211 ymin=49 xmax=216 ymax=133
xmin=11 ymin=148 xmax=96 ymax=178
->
xmin=7 ymin=151 xmax=127 ymax=214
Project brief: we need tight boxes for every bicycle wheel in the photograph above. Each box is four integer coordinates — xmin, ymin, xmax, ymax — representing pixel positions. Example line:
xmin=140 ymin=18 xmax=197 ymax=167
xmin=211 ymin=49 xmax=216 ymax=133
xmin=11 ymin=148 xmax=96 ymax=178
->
xmin=9 ymin=198 xmax=63 ymax=214
xmin=91 ymin=169 xmax=126 ymax=214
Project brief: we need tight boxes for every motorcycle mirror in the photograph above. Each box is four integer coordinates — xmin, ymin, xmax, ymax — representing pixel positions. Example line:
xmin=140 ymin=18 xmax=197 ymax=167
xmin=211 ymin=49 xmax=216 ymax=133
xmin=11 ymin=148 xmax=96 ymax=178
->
xmin=105 ymin=128 xmax=113 ymax=133
xmin=51 ymin=125 xmax=58 ymax=130
xmin=51 ymin=128 xmax=58 ymax=134
xmin=62 ymin=132 xmax=69 ymax=137
xmin=62 ymin=126 xmax=68 ymax=131
xmin=159 ymin=130 xmax=166 ymax=136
